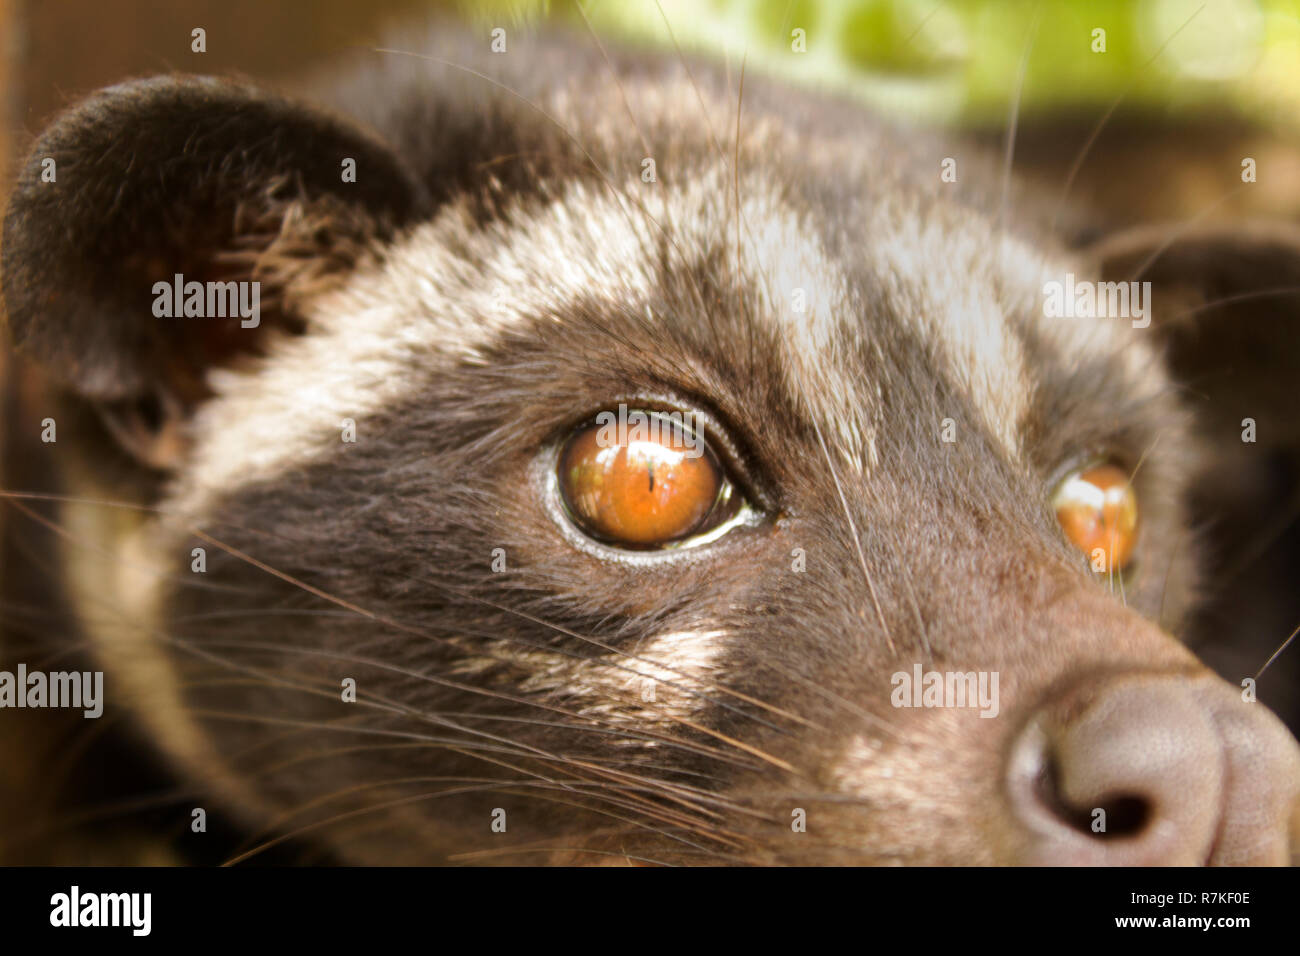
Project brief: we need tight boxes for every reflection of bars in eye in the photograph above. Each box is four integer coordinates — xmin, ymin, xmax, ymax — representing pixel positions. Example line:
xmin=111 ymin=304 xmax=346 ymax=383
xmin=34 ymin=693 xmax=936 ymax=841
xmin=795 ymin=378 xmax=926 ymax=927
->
xmin=1053 ymin=464 xmax=1139 ymax=573
xmin=558 ymin=415 xmax=737 ymax=547
xmin=593 ymin=405 xmax=705 ymax=459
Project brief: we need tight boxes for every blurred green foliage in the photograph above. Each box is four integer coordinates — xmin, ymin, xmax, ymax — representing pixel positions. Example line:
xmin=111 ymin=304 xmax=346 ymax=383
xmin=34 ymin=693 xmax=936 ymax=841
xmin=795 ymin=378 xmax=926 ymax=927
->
xmin=455 ymin=0 xmax=1300 ymax=128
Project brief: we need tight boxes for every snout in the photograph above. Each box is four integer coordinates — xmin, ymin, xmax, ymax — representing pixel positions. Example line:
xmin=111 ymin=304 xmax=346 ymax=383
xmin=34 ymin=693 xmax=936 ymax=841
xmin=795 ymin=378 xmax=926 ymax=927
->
xmin=1006 ymin=671 xmax=1300 ymax=865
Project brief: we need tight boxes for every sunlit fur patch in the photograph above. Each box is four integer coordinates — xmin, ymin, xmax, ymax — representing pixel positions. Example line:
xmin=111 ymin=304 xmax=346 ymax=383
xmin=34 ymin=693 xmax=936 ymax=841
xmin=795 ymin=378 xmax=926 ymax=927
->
xmin=864 ymin=202 xmax=1035 ymax=462
xmin=819 ymin=726 xmax=1001 ymax=865
xmin=506 ymin=627 xmax=728 ymax=730
xmin=724 ymin=184 xmax=876 ymax=473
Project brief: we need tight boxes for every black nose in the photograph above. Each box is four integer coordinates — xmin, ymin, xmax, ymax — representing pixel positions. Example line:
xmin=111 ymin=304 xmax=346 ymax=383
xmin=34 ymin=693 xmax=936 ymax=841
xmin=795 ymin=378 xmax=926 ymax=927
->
xmin=1006 ymin=673 xmax=1300 ymax=865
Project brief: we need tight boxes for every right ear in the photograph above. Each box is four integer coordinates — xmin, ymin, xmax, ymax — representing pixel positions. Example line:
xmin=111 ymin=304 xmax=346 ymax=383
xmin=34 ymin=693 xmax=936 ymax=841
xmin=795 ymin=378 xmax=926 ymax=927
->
xmin=2 ymin=75 xmax=431 ymax=467
xmin=1080 ymin=221 xmax=1300 ymax=450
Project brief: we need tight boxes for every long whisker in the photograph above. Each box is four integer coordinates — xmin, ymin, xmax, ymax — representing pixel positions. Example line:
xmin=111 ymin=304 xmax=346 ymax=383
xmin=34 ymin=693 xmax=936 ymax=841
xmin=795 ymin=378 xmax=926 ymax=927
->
xmin=1169 ymin=285 xmax=1300 ymax=321
xmin=732 ymin=50 xmax=747 ymax=323
xmin=0 ymin=493 xmax=249 ymax=595
xmin=426 ymin=582 xmax=815 ymax=729
xmin=2 ymin=487 xmax=826 ymax=759
xmin=567 ymin=0 xmax=723 ymax=386
xmin=172 ymin=638 xmax=765 ymax=772
xmin=369 ymin=44 xmax=707 ymax=301
xmin=752 ymin=656 xmax=903 ymax=739
xmin=997 ymin=2 xmax=1042 ymax=260
xmin=243 ymin=762 xmax=748 ymax=859
xmin=1049 ymin=3 xmax=1207 ymax=236
xmin=219 ymin=781 xmax=665 ymax=865
xmin=194 ymin=515 xmax=811 ymax=734
xmin=1255 ymin=621 xmax=1300 ymax=681
xmin=1157 ymin=522 xmax=1197 ymax=632
xmin=1123 ymin=185 xmax=1249 ymax=283
xmin=193 ymin=519 xmax=802 ymax=736
xmin=651 ymin=0 xmax=726 ymax=161
xmin=811 ymin=417 xmax=896 ymax=655
xmin=1209 ymin=479 xmax=1300 ymax=591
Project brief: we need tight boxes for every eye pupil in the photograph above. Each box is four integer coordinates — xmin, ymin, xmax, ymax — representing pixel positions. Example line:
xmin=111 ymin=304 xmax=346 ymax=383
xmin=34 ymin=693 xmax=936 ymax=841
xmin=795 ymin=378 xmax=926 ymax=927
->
xmin=559 ymin=414 xmax=729 ymax=547
xmin=1053 ymin=463 xmax=1139 ymax=573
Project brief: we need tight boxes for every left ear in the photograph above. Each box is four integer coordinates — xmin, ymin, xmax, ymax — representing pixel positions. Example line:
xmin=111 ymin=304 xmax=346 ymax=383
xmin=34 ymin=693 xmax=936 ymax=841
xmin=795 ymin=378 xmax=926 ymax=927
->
xmin=2 ymin=75 xmax=433 ymax=467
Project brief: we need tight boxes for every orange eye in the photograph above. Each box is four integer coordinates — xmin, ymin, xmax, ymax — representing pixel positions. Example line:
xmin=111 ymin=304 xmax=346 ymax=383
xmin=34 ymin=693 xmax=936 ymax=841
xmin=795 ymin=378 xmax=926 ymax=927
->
xmin=557 ymin=411 xmax=740 ymax=548
xmin=1053 ymin=463 xmax=1139 ymax=573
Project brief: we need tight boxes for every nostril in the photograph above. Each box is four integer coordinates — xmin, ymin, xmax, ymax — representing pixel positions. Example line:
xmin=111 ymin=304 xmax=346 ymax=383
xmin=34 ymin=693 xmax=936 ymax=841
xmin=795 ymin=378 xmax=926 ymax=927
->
xmin=1006 ymin=672 xmax=1300 ymax=865
xmin=1091 ymin=795 xmax=1152 ymax=839
xmin=1004 ymin=679 xmax=1227 ymax=864
xmin=1036 ymin=751 xmax=1152 ymax=840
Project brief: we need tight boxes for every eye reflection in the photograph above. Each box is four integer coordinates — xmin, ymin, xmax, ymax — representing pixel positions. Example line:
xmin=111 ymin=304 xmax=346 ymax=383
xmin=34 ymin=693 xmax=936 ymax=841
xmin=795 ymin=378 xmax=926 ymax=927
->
xmin=557 ymin=412 xmax=740 ymax=548
xmin=1053 ymin=462 xmax=1139 ymax=573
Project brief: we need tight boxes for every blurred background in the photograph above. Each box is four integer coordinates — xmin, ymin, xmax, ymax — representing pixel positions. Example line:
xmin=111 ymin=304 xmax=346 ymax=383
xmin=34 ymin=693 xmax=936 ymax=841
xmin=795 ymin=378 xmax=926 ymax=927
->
xmin=2 ymin=0 xmax=1299 ymax=862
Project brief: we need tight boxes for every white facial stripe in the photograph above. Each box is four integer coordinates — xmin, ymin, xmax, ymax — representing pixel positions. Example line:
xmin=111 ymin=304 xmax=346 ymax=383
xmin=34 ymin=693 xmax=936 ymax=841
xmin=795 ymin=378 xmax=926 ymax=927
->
xmin=504 ymin=627 xmax=727 ymax=727
xmin=625 ymin=628 xmax=728 ymax=687
xmin=862 ymin=203 xmax=1034 ymax=461
xmin=728 ymin=185 xmax=877 ymax=474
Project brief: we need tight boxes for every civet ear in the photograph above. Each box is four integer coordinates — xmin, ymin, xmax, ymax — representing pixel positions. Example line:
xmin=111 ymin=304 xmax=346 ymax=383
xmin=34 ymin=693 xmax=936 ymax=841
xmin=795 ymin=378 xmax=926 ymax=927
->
xmin=1082 ymin=221 xmax=1300 ymax=451
xmin=2 ymin=75 xmax=430 ymax=465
